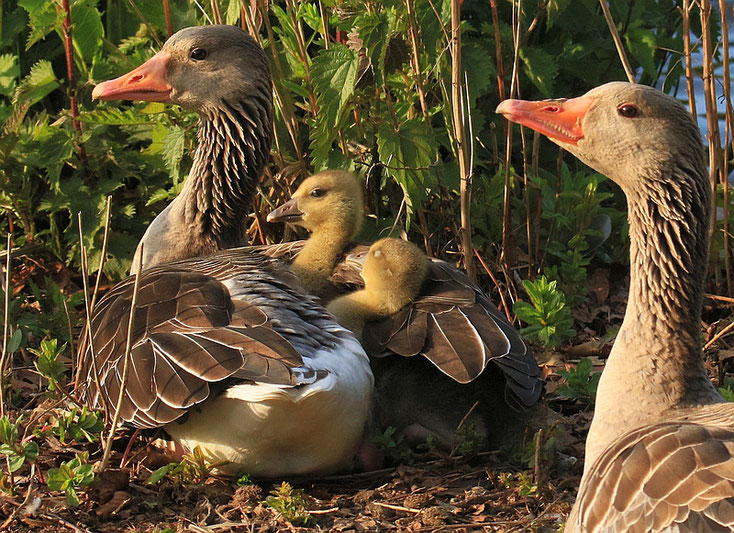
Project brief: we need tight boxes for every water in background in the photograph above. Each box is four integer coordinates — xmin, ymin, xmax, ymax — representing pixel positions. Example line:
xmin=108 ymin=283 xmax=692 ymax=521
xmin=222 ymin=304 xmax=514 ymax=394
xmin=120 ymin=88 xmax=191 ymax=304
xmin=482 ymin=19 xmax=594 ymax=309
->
xmin=672 ymin=1 xmax=733 ymax=146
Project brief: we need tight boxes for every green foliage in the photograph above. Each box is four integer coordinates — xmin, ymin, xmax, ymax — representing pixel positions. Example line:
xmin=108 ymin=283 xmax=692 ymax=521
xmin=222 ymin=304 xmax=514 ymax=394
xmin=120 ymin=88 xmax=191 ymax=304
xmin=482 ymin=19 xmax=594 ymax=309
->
xmin=147 ymin=445 xmax=226 ymax=484
xmin=46 ymin=451 xmax=96 ymax=507
xmin=514 ymin=276 xmax=575 ymax=349
xmin=556 ymin=358 xmax=601 ymax=404
xmin=0 ymin=416 xmax=39 ymax=473
xmin=46 ymin=407 xmax=104 ymax=444
xmin=718 ymin=377 xmax=734 ymax=402
xmin=370 ymin=426 xmax=413 ymax=464
xmin=28 ymin=338 xmax=66 ymax=392
xmin=264 ymin=481 xmax=314 ymax=527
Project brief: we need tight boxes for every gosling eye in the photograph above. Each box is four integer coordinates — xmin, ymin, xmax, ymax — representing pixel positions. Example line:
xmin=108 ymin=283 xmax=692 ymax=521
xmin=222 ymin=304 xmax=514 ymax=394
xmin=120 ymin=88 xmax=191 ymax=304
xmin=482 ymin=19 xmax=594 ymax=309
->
xmin=310 ymin=188 xmax=326 ymax=198
xmin=617 ymin=103 xmax=638 ymax=118
xmin=190 ymin=48 xmax=208 ymax=61
xmin=373 ymin=249 xmax=382 ymax=258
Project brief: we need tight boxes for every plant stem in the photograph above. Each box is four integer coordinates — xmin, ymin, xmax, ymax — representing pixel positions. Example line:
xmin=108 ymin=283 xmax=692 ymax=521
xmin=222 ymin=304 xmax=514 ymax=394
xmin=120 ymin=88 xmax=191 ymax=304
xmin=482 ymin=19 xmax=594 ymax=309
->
xmin=681 ymin=0 xmax=698 ymax=118
xmin=598 ymin=0 xmax=635 ymax=83
xmin=451 ymin=0 xmax=475 ymax=279
xmin=0 ymin=234 xmax=11 ymax=418
xmin=718 ymin=0 xmax=732 ymax=295
xmin=162 ymin=0 xmax=173 ymax=37
xmin=99 ymin=246 xmax=144 ymax=473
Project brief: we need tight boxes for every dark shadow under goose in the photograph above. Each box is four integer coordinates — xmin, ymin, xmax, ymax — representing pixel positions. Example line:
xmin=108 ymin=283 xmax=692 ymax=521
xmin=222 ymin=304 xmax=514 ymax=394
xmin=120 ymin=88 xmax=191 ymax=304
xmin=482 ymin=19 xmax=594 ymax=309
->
xmin=499 ymin=82 xmax=734 ymax=532
xmin=266 ymin=171 xmax=544 ymax=448
xmin=84 ymin=25 xmax=372 ymax=477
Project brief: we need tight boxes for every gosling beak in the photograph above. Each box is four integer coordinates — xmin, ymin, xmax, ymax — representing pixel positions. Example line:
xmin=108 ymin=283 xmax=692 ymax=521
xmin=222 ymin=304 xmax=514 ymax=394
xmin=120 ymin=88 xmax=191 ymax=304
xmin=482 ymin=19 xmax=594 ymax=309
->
xmin=267 ymin=198 xmax=303 ymax=223
xmin=92 ymin=51 xmax=172 ymax=102
xmin=495 ymin=95 xmax=594 ymax=145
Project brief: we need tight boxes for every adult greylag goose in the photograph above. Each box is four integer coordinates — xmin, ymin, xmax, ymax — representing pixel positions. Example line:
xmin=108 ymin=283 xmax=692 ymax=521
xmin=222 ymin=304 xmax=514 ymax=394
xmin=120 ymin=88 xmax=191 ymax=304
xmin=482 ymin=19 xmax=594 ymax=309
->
xmin=267 ymin=171 xmax=544 ymax=447
xmin=498 ymin=82 xmax=734 ymax=531
xmin=84 ymin=25 xmax=373 ymax=477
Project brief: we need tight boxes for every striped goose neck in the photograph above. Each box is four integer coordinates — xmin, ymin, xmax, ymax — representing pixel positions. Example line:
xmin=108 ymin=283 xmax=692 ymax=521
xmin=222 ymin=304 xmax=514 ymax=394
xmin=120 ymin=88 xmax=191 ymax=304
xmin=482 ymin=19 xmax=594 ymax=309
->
xmin=586 ymin=150 xmax=721 ymax=468
xmin=183 ymin=94 xmax=273 ymax=249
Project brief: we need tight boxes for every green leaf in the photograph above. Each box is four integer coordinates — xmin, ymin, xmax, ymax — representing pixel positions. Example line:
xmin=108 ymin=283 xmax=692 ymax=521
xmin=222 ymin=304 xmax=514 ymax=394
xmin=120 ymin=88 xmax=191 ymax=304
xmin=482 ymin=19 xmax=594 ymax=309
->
xmin=7 ymin=329 xmax=22 ymax=353
xmin=69 ymin=1 xmax=104 ymax=65
xmin=14 ymin=60 xmax=59 ymax=108
xmin=161 ymin=126 xmax=186 ymax=180
xmin=520 ymin=47 xmax=558 ymax=98
xmin=147 ymin=464 xmax=174 ymax=484
xmin=376 ymin=119 xmax=437 ymax=214
xmin=625 ymin=28 xmax=657 ymax=80
xmin=7 ymin=453 xmax=25 ymax=473
xmin=311 ymin=44 xmax=359 ymax=130
xmin=0 ymin=54 xmax=20 ymax=98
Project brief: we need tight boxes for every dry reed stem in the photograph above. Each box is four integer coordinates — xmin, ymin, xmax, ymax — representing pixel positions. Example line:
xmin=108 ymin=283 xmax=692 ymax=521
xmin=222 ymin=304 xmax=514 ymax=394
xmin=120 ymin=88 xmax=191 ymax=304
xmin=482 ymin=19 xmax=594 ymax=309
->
xmin=719 ymin=0 xmax=733 ymax=294
xmin=127 ymin=1 xmax=163 ymax=46
xmin=75 ymin=214 xmax=104 ymax=419
xmin=598 ymin=0 xmax=635 ymax=83
xmin=99 ymin=245 xmax=144 ymax=473
xmin=0 ymin=234 xmax=11 ymax=418
xmin=90 ymin=196 xmax=112 ymax=314
xmin=406 ymin=0 xmax=431 ymax=125
xmin=285 ymin=0 xmax=318 ymax=116
xmin=489 ymin=0 xmax=505 ymax=100
xmin=162 ymin=0 xmax=173 ymax=38
xmin=210 ymin=0 xmax=223 ymax=24
xmin=451 ymin=0 xmax=475 ymax=280
xmin=501 ymin=0 xmax=524 ymax=270
xmin=681 ymin=0 xmax=698 ymax=118
xmin=700 ymin=0 xmax=722 ymax=247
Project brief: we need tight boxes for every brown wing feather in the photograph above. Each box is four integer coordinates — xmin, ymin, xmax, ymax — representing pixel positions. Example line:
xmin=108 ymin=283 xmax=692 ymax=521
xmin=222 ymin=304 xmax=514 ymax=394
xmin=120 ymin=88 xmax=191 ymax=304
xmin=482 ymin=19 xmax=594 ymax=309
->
xmin=83 ymin=260 xmax=307 ymax=429
xmin=571 ymin=414 xmax=734 ymax=533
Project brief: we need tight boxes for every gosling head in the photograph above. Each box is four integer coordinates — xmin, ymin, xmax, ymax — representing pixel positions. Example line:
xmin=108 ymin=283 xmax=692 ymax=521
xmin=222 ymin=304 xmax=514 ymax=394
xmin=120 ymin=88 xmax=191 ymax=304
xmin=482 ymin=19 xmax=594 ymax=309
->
xmin=92 ymin=25 xmax=271 ymax=114
xmin=267 ymin=170 xmax=364 ymax=239
xmin=496 ymin=82 xmax=705 ymax=193
xmin=362 ymin=238 xmax=429 ymax=315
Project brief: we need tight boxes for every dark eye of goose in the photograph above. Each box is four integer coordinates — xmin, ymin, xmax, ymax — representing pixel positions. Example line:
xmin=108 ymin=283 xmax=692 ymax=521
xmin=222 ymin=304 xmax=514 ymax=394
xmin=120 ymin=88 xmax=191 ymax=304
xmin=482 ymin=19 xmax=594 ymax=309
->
xmin=190 ymin=48 xmax=208 ymax=61
xmin=618 ymin=103 xmax=638 ymax=118
xmin=310 ymin=188 xmax=326 ymax=198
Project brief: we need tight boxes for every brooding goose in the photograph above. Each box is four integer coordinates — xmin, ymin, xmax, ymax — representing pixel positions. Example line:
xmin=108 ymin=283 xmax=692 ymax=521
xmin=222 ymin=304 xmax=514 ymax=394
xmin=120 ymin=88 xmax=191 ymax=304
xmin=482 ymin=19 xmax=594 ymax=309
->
xmin=498 ymin=82 xmax=734 ymax=531
xmin=267 ymin=171 xmax=544 ymax=447
xmin=84 ymin=25 xmax=372 ymax=477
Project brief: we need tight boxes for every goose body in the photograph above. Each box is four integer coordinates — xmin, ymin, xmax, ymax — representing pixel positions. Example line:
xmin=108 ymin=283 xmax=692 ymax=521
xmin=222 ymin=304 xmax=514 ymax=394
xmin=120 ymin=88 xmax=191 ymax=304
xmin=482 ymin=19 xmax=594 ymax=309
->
xmin=85 ymin=26 xmax=372 ymax=477
xmin=498 ymin=82 xmax=734 ymax=531
xmin=267 ymin=171 xmax=544 ymax=447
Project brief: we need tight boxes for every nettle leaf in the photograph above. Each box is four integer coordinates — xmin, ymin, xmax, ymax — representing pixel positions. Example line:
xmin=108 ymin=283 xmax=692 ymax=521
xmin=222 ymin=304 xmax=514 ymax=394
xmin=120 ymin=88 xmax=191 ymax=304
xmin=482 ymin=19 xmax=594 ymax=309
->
xmin=520 ymin=47 xmax=558 ymax=98
xmin=625 ymin=27 xmax=657 ymax=80
xmin=20 ymin=0 xmax=64 ymax=50
xmin=14 ymin=60 xmax=59 ymax=108
xmin=376 ymin=119 xmax=437 ymax=214
xmin=462 ymin=42 xmax=495 ymax=106
xmin=77 ymin=108 xmax=155 ymax=126
xmin=353 ymin=12 xmax=389 ymax=84
xmin=161 ymin=125 xmax=186 ymax=180
xmin=311 ymin=44 xmax=359 ymax=129
xmin=0 ymin=54 xmax=20 ymax=98
xmin=69 ymin=1 xmax=104 ymax=65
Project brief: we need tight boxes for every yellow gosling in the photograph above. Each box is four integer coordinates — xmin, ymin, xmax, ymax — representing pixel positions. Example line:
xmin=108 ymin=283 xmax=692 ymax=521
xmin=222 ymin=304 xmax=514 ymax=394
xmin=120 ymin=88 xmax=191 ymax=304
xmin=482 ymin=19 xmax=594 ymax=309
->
xmin=267 ymin=170 xmax=363 ymax=299
xmin=327 ymin=238 xmax=429 ymax=338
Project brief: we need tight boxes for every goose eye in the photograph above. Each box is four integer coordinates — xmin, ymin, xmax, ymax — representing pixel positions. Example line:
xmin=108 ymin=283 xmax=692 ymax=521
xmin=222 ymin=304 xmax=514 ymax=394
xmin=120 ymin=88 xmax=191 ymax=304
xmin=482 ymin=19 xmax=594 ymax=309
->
xmin=190 ymin=48 xmax=208 ymax=61
xmin=373 ymin=249 xmax=382 ymax=258
xmin=310 ymin=188 xmax=326 ymax=198
xmin=618 ymin=104 xmax=638 ymax=118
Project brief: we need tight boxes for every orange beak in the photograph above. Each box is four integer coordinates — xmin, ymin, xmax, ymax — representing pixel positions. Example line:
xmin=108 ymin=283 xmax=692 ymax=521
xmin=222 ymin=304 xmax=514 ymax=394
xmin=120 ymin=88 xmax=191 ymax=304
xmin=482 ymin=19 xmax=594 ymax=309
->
xmin=92 ymin=51 xmax=172 ymax=102
xmin=495 ymin=95 xmax=594 ymax=145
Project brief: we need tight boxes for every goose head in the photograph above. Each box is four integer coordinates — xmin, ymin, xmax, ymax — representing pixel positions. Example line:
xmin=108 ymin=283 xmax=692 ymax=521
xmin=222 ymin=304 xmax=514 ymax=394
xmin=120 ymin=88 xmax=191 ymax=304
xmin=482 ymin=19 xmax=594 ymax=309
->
xmin=267 ymin=170 xmax=364 ymax=240
xmin=495 ymin=82 xmax=706 ymax=193
xmin=93 ymin=25 xmax=271 ymax=114
xmin=362 ymin=237 xmax=428 ymax=314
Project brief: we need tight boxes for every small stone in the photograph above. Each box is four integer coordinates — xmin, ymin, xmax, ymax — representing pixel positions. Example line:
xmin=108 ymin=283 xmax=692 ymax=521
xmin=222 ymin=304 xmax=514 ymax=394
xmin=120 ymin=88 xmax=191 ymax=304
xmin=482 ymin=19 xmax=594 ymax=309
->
xmin=403 ymin=492 xmax=433 ymax=509
xmin=420 ymin=506 xmax=449 ymax=527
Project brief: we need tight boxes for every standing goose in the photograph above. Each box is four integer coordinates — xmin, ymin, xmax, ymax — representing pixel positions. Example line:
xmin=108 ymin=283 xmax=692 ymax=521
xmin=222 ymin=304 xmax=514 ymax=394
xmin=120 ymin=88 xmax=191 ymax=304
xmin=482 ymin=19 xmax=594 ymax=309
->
xmin=267 ymin=171 xmax=544 ymax=447
xmin=85 ymin=25 xmax=373 ymax=477
xmin=498 ymin=82 xmax=734 ymax=531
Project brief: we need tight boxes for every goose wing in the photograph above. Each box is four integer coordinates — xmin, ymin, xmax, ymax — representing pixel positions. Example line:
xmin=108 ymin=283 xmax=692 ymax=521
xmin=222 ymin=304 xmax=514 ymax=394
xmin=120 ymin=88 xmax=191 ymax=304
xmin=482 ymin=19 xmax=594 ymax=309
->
xmin=571 ymin=408 xmax=734 ymax=533
xmin=82 ymin=250 xmax=338 ymax=429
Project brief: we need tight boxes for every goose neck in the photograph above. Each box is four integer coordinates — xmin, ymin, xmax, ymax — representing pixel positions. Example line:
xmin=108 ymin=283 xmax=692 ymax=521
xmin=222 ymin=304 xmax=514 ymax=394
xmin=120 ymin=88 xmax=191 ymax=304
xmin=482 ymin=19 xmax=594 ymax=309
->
xmin=181 ymin=97 xmax=273 ymax=250
xmin=585 ymin=160 xmax=721 ymax=468
xmin=292 ymin=223 xmax=352 ymax=296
